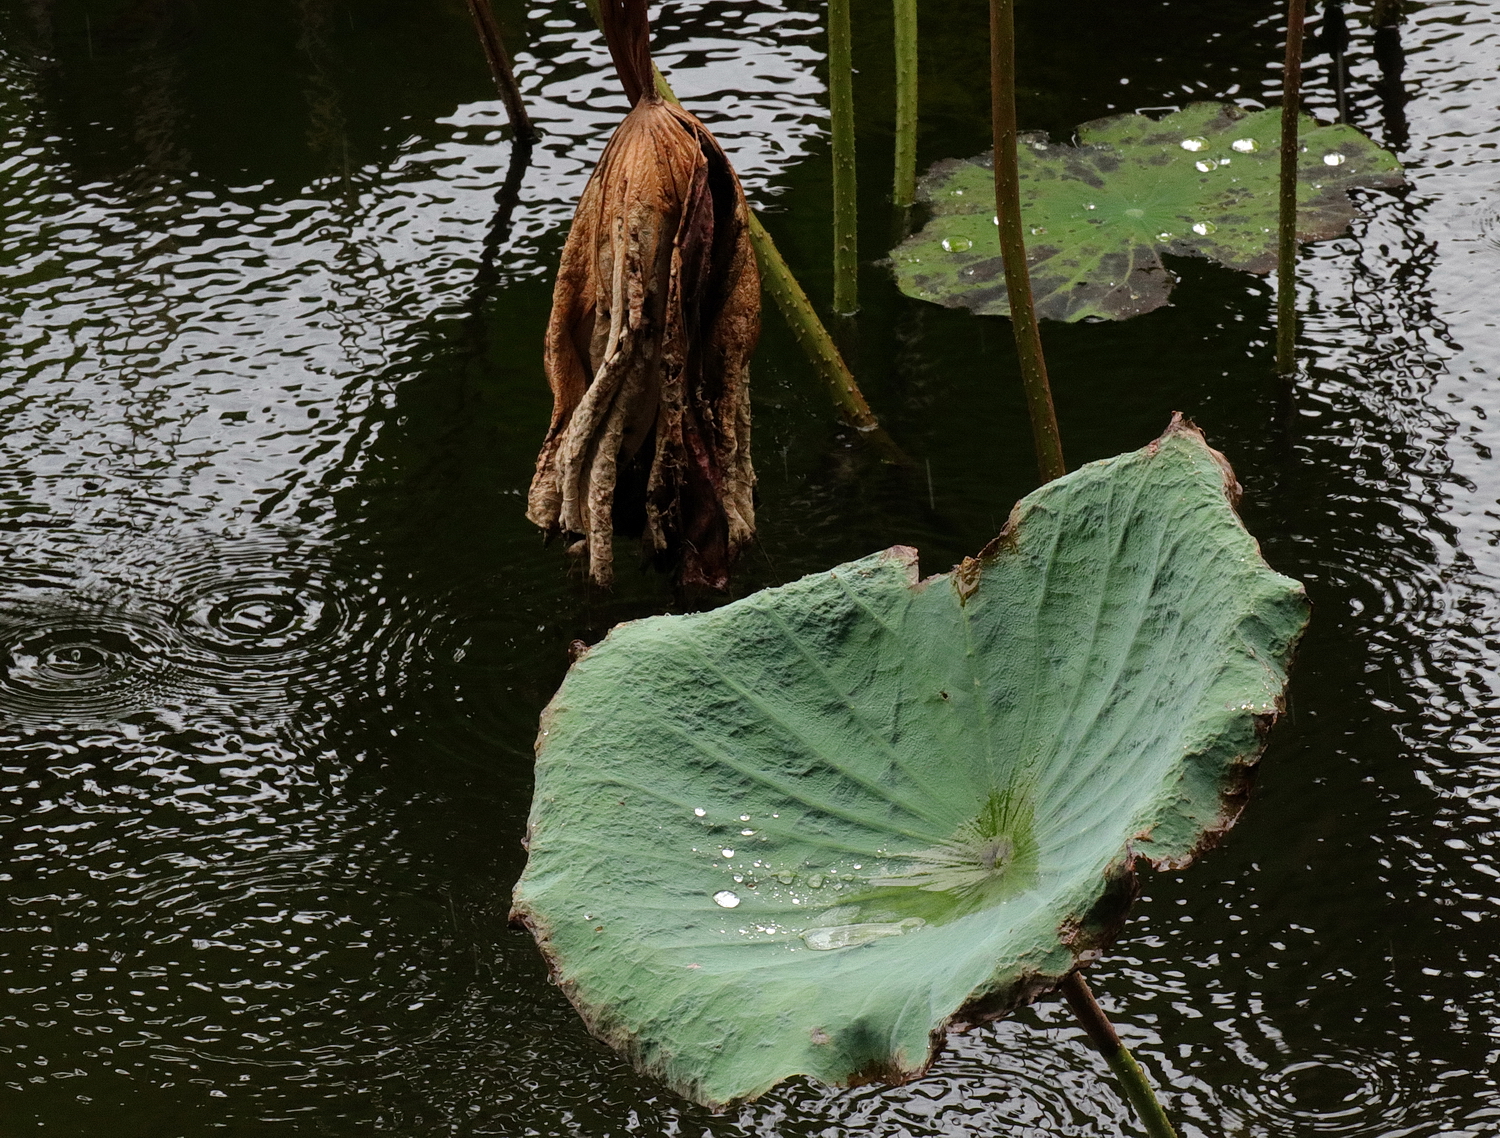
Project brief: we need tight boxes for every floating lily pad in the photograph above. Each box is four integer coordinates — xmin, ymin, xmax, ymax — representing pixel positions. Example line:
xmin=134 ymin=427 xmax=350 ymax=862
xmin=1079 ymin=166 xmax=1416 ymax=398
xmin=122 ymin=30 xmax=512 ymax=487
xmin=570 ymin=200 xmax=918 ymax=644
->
xmin=891 ymin=102 xmax=1403 ymax=322
xmin=511 ymin=418 xmax=1308 ymax=1108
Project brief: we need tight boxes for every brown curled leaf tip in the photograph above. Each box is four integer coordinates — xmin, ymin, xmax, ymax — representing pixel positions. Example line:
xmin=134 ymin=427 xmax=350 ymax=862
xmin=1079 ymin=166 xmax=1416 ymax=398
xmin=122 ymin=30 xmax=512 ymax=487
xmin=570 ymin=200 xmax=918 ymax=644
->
xmin=527 ymin=0 xmax=759 ymax=590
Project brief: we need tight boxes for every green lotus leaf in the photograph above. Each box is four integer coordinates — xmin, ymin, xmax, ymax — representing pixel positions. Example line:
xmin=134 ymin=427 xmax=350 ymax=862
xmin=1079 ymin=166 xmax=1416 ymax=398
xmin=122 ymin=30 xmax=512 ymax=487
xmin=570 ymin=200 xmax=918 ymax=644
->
xmin=891 ymin=102 xmax=1403 ymax=322
xmin=511 ymin=418 xmax=1309 ymax=1108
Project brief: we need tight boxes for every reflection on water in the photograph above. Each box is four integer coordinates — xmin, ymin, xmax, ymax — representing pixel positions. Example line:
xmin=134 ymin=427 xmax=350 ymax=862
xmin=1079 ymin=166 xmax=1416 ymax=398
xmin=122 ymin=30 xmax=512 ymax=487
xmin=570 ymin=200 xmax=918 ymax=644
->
xmin=1 ymin=0 xmax=1499 ymax=1135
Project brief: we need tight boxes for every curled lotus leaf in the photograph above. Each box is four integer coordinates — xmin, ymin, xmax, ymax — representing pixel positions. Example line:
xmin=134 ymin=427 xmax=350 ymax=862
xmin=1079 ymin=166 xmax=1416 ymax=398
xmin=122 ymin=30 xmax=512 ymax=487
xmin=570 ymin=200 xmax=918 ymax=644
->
xmin=511 ymin=417 xmax=1309 ymax=1108
xmin=891 ymin=101 xmax=1403 ymax=322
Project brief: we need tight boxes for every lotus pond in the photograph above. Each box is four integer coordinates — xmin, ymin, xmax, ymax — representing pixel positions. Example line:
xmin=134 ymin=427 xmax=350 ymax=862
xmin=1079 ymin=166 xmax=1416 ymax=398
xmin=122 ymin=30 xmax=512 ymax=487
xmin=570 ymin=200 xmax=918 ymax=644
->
xmin=1 ymin=0 xmax=1498 ymax=1135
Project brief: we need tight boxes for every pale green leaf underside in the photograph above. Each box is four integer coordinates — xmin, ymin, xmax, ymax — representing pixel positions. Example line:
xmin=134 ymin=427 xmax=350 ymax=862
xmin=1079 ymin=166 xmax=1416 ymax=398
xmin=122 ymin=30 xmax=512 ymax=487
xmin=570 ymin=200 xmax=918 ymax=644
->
xmin=891 ymin=102 xmax=1403 ymax=322
xmin=512 ymin=421 xmax=1309 ymax=1108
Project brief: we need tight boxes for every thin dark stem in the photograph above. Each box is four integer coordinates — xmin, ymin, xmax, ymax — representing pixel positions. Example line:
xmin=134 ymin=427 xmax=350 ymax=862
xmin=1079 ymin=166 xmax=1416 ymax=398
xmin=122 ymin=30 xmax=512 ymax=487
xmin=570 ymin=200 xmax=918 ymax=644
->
xmin=466 ymin=0 xmax=539 ymax=145
xmin=468 ymin=131 xmax=534 ymax=312
xmin=892 ymin=0 xmax=918 ymax=208
xmin=990 ymin=0 xmax=1064 ymax=482
xmin=1276 ymin=0 xmax=1307 ymax=377
xmin=1060 ymin=972 xmax=1179 ymax=1138
xmin=1324 ymin=0 xmax=1348 ymax=123
xmin=829 ymin=0 xmax=858 ymax=314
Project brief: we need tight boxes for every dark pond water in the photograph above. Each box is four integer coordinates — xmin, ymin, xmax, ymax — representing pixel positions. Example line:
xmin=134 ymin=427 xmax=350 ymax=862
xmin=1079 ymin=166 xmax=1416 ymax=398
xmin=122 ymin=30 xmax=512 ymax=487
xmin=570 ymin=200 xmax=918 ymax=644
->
xmin=1 ymin=0 xmax=1497 ymax=1134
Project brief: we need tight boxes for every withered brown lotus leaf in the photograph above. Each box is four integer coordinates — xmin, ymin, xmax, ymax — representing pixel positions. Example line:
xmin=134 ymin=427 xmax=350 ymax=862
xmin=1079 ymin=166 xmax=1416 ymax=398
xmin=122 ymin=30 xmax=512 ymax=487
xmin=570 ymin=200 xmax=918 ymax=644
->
xmin=526 ymin=0 xmax=759 ymax=590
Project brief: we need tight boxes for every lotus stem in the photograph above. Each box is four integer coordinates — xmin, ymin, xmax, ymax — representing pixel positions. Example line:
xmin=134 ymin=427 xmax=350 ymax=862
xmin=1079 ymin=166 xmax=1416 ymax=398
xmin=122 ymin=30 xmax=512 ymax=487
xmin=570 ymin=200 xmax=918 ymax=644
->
xmin=749 ymin=214 xmax=910 ymax=464
xmin=989 ymin=0 xmax=1065 ymax=482
xmin=466 ymin=0 xmax=539 ymax=145
xmin=1276 ymin=0 xmax=1307 ymax=377
xmin=1324 ymin=0 xmax=1348 ymax=123
xmin=829 ymin=0 xmax=859 ymax=314
xmin=892 ymin=0 xmax=919 ymax=208
xmin=580 ymin=0 xmax=903 ymax=460
xmin=1060 ymin=972 xmax=1179 ymax=1138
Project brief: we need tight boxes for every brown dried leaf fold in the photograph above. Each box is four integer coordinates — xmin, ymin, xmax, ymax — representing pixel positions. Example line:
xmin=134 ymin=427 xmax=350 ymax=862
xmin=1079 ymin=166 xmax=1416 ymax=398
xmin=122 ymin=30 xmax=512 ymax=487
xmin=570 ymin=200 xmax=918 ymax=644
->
xmin=526 ymin=93 xmax=759 ymax=590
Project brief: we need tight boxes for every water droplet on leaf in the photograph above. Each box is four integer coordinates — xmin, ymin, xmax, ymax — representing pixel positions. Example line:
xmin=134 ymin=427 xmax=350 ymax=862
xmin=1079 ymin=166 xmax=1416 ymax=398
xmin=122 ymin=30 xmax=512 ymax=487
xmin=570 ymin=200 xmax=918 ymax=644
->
xmin=713 ymin=891 xmax=741 ymax=908
xmin=1231 ymin=138 xmax=1260 ymax=153
xmin=693 ymin=807 xmax=706 ymax=816
xmin=1195 ymin=159 xmax=1218 ymax=173
xmin=1180 ymin=137 xmax=1209 ymax=152
xmin=1323 ymin=152 xmax=1346 ymax=166
xmin=1192 ymin=221 xmax=1217 ymax=236
xmin=941 ymin=236 xmax=973 ymax=253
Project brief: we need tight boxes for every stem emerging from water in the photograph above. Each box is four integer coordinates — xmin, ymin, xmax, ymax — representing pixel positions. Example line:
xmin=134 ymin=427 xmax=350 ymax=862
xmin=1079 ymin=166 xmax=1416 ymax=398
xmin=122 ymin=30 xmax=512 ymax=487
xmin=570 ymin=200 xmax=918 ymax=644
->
xmin=829 ymin=0 xmax=858 ymax=314
xmin=1060 ymin=972 xmax=1179 ymax=1138
xmin=892 ymin=0 xmax=918 ymax=208
xmin=989 ymin=0 xmax=1065 ymax=482
xmin=1276 ymin=0 xmax=1307 ymax=377
xmin=465 ymin=0 xmax=538 ymax=145
xmin=750 ymin=215 xmax=908 ymax=463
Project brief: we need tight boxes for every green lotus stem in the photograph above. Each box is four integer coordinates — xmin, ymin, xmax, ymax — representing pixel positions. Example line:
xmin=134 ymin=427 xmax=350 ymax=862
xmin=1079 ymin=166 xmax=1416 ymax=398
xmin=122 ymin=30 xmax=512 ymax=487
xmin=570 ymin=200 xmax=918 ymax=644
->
xmin=1276 ymin=0 xmax=1307 ymax=376
xmin=749 ymin=215 xmax=909 ymax=463
xmin=1060 ymin=972 xmax=1179 ymax=1138
xmin=465 ymin=0 xmax=538 ymax=145
xmin=828 ymin=0 xmax=859 ymax=313
xmin=581 ymin=0 xmax=903 ymax=459
xmin=892 ymin=0 xmax=919 ymax=208
xmin=990 ymin=0 xmax=1065 ymax=482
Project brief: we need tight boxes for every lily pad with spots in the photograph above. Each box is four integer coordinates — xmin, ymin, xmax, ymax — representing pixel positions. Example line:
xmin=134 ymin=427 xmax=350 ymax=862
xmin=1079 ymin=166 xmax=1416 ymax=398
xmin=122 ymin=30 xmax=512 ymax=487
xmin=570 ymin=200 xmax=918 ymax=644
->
xmin=510 ymin=417 xmax=1308 ymax=1108
xmin=891 ymin=102 xmax=1402 ymax=322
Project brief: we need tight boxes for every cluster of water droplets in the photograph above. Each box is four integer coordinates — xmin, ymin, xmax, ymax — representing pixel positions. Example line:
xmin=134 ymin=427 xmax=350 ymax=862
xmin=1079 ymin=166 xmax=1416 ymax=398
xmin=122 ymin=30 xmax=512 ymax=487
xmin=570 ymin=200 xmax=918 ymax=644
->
xmin=687 ymin=806 xmax=929 ymax=952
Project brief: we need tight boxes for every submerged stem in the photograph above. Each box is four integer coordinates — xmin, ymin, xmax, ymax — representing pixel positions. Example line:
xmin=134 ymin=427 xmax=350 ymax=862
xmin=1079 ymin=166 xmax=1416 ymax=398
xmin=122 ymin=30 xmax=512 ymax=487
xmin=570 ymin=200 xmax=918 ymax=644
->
xmin=1276 ymin=0 xmax=1307 ymax=376
xmin=750 ymin=216 xmax=908 ymax=464
xmin=989 ymin=0 xmax=1065 ymax=482
xmin=1060 ymin=972 xmax=1179 ymax=1138
xmin=465 ymin=0 xmax=538 ymax=145
xmin=829 ymin=0 xmax=858 ymax=314
xmin=892 ymin=0 xmax=919 ymax=208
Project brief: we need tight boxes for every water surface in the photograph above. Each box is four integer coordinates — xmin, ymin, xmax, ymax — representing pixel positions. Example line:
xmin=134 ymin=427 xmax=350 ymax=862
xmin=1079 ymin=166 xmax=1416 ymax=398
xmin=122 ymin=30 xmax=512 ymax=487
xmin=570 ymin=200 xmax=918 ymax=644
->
xmin=1 ymin=0 xmax=1498 ymax=1134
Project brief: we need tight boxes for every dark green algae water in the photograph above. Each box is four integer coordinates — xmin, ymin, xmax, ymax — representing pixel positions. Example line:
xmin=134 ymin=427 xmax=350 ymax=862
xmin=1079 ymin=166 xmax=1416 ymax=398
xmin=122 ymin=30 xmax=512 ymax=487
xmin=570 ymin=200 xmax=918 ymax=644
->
xmin=2 ymin=0 xmax=1499 ymax=1134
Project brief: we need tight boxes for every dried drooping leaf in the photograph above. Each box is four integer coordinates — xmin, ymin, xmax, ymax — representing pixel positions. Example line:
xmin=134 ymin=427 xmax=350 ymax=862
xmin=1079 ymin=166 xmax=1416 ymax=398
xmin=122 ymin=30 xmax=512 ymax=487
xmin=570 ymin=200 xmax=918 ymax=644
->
xmin=526 ymin=0 xmax=759 ymax=589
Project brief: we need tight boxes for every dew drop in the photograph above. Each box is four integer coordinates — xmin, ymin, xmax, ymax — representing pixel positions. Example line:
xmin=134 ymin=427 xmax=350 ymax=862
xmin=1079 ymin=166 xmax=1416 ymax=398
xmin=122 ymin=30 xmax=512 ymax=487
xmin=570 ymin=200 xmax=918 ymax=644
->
xmin=741 ymin=829 xmax=755 ymax=836
xmin=693 ymin=807 xmax=706 ymax=817
xmin=1195 ymin=158 xmax=1218 ymax=172
xmin=1231 ymin=138 xmax=1260 ymax=153
xmin=713 ymin=891 xmax=741 ymax=908
xmin=852 ymin=864 xmax=863 ymax=870
xmin=1157 ymin=231 xmax=1174 ymax=240
xmin=777 ymin=873 xmax=795 ymax=885
xmin=721 ymin=848 xmax=735 ymax=859
xmin=807 ymin=873 xmax=825 ymax=888
xmin=1125 ymin=208 xmax=1145 ymax=218
xmin=1323 ymin=152 xmax=1346 ymax=166
xmin=1029 ymin=226 xmax=1047 ymax=235
xmin=992 ymin=215 xmax=999 ymax=225
xmin=1180 ymin=137 xmax=1209 ymax=152
xmin=739 ymin=815 xmax=751 ymax=822
xmin=1085 ymin=202 xmax=1097 ymax=210
xmin=941 ymin=236 xmax=973 ymax=253
xmin=733 ymin=874 xmax=744 ymax=883
xmin=1192 ymin=221 xmax=1217 ymax=236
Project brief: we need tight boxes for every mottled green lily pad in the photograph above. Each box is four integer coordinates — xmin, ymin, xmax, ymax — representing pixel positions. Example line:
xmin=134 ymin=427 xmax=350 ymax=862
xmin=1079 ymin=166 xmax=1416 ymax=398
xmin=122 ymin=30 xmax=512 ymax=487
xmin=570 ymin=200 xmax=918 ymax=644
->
xmin=511 ymin=418 xmax=1308 ymax=1108
xmin=891 ymin=102 xmax=1403 ymax=322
